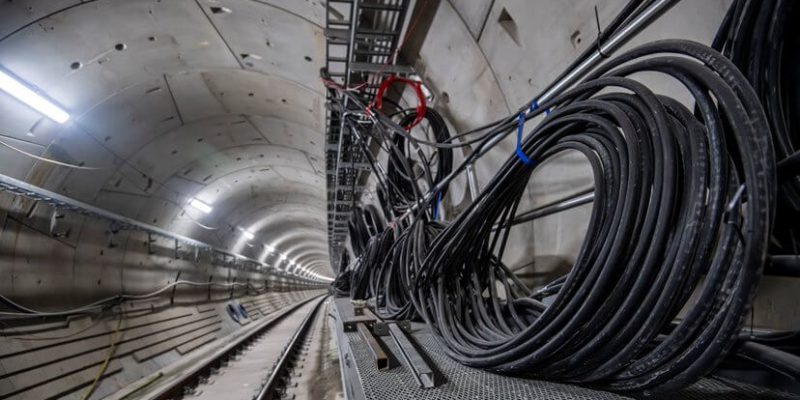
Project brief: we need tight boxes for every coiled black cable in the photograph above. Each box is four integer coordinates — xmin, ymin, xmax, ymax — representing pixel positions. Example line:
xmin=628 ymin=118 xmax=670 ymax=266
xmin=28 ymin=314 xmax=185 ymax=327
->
xmin=348 ymin=207 xmax=372 ymax=258
xmin=331 ymin=251 xmax=352 ymax=297
xmin=372 ymin=219 xmax=445 ymax=321
xmin=412 ymin=40 xmax=775 ymax=395
xmin=386 ymin=108 xmax=454 ymax=216
xmin=350 ymin=229 xmax=395 ymax=300
xmin=713 ymin=0 xmax=800 ymax=252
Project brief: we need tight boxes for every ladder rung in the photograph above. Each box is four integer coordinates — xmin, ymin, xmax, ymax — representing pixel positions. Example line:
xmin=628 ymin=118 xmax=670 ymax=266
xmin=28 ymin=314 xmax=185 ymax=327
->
xmin=359 ymin=3 xmax=404 ymax=12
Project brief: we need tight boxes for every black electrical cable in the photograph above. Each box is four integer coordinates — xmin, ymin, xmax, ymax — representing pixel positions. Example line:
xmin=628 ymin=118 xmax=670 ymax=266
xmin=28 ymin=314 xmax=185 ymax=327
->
xmin=386 ymin=108 xmax=454 ymax=215
xmin=325 ymin=8 xmax=781 ymax=394
xmin=0 ymin=280 xmax=267 ymax=318
xmin=545 ymin=0 xmax=658 ymax=98
xmin=332 ymin=103 xmax=457 ymax=309
xmin=713 ymin=0 xmax=800 ymax=253
xmin=350 ymin=229 xmax=395 ymax=300
xmin=411 ymin=39 xmax=775 ymax=395
xmin=348 ymin=207 xmax=372 ymax=258
xmin=364 ymin=204 xmax=386 ymax=233
xmin=736 ymin=341 xmax=800 ymax=380
xmin=372 ymin=218 xmax=446 ymax=321
xmin=331 ymin=251 xmax=352 ymax=298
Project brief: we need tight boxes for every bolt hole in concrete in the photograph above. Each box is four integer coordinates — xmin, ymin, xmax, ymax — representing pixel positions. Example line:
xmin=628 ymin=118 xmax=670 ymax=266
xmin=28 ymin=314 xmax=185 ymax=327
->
xmin=571 ymin=30 xmax=582 ymax=47
xmin=210 ymin=6 xmax=231 ymax=14
xmin=115 ymin=43 xmax=126 ymax=51
xmin=305 ymin=55 xmax=313 ymax=62
xmin=498 ymin=8 xmax=521 ymax=47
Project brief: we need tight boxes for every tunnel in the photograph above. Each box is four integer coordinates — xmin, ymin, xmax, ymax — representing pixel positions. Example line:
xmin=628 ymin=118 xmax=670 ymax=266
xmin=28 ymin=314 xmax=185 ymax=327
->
xmin=0 ymin=0 xmax=799 ymax=399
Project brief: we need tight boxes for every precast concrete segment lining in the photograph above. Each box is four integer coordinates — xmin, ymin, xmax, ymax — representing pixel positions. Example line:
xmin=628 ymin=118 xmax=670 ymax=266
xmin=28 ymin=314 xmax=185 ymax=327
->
xmin=0 ymin=0 xmax=333 ymax=277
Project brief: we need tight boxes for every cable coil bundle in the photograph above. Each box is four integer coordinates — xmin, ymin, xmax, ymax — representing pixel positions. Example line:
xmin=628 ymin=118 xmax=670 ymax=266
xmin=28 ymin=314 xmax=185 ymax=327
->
xmin=411 ymin=40 xmax=775 ymax=394
xmin=386 ymin=109 xmax=454 ymax=215
xmin=349 ymin=229 xmax=394 ymax=300
xmin=336 ymin=107 xmax=454 ymax=305
xmin=712 ymin=0 xmax=800 ymax=253
xmin=372 ymin=219 xmax=445 ymax=320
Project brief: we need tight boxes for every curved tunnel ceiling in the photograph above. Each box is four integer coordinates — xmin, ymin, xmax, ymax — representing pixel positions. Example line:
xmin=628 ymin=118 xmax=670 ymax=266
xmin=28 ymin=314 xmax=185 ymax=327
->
xmin=0 ymin=0 xmax=332 ymax=277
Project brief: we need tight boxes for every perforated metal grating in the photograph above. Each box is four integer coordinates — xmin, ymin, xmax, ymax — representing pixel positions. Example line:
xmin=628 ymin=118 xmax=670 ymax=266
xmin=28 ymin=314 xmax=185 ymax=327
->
xmin=345 ymin=322 xmax=800 ymax=400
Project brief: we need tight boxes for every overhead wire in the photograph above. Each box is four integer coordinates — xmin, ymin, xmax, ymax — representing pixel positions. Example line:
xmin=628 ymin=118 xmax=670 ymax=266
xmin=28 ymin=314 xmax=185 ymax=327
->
xmin=0 ymin=138 xmax=100 ymax=170
xmin=0 ymin=280 xmax=265 ymax=318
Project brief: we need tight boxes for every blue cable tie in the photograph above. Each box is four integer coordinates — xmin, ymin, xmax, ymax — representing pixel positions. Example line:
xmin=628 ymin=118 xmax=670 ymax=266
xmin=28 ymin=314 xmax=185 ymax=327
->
xmin=516 ymin=101 xmax=538 ymax=166
xmin=433 ymin=191 xmax=443 ymax=220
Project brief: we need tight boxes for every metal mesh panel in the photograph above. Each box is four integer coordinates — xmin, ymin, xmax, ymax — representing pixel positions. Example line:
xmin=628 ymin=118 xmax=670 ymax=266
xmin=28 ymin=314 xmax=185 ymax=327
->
xmin=345 ymin=323 xmax=800 ymax=400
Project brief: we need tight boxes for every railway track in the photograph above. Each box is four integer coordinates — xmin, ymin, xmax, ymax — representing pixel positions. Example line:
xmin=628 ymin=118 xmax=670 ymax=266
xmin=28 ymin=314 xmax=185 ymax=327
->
xmin=142 ymin=295 xmax=328 ymax=400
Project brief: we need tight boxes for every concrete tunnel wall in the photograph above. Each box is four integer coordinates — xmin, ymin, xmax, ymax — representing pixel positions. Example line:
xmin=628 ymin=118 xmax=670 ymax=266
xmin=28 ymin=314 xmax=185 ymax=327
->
xmin=0 ymin=0 xmax=333 ymax=310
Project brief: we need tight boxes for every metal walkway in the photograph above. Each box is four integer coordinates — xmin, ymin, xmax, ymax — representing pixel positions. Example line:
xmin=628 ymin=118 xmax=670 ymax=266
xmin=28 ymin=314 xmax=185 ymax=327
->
xmin=331 ymin=298 xmax=800 ymax=400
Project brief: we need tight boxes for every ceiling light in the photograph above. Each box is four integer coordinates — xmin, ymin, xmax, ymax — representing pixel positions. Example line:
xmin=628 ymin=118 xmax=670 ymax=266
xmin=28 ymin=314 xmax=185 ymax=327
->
xmin=0 ymin=69 xmax=70 ymax=123
xmin=188 ymin=198 xmax=213 ymax=214
xmin=241 ymin=229 xmax=255 ymax=240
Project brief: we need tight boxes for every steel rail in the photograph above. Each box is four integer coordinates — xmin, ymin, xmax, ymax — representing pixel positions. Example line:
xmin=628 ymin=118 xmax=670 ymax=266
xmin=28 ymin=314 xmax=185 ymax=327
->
xmin=148 ymin=295 xmax=326 ymax=400
xmin=255 ymin=297 xmax=327 ymax=400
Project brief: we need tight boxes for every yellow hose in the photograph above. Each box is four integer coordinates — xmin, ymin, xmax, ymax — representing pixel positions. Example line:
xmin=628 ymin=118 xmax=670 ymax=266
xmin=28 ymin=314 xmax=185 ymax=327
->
xmin=81 ymin=312 xmax=125 ymax=400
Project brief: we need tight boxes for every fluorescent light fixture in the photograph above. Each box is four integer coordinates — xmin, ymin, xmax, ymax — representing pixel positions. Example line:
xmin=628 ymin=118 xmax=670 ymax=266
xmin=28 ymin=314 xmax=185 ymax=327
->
xmin=279 ymin=254 xmax=287 ymax=262
xmin=0 ymin=69 xmax=70 ymax=123
xmin=241 ymin=229 xmax=255 ymax=240
xmin=188 ymin=198 xmax=213 ymax=214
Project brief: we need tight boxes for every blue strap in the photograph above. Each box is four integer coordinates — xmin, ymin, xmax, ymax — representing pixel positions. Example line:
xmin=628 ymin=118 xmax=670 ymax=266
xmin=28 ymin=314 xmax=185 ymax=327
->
xmin=433 ymin=191 xmax=443 ymax=220
xmin=516 ymin=101 xmax=538 ymax=166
